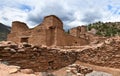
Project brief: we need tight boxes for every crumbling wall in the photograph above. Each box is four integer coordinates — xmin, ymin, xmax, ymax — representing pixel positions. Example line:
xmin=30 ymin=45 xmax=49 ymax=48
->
xmin=77 ymin=37 xmax=120 ymax=69
xmin=69 ymin=28 xmax=78 ymax=37
xmin=7 ymin=21 xmax=29 ymax=44
xmin=42 ymin=15 xmax=63 ymax=29
xmin=65 ymin=34 xmax=89 ymax=46
xmin=1 ymin=37 xmax=120 ymax=72
xmin=70 ymin=26 xmax=87 ymax=37
xmin=11 ymin=21 xmax=29 ymax=33
xmin=8 ymin=15 xmax=89 ymax=47
xmin=0 ymin=43 xmax=77 ymax=72
xmin=54 ymin=28 xmax=66 ymax=46
xmin=7 ymin=33 xmax=20 ymax=43
xmin=29 ymin=29 xmax=47 ymax=46
xmin=52 ymin=16 xmax=63 ymax=29
xmin=80 ymin=26 xmax=87 ymax=34
xmin=29 ymin=25 xmax=56 ymax=46
xmin=28 ymin=15 xmax=64 ymax=46
xmin=46 ymin=28 xmax=55 ymax=46
xmin=55 ymin=28 xmax=88 ymax=46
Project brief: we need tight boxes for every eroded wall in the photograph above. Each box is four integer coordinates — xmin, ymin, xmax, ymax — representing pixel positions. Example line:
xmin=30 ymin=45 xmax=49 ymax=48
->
xmin=11 ymin=21 xmax=29 ymax=33
xmin=29 ymin=29 xmax=47 ymax=46
xmin=7 ymin=21 xmax=29 ymax=44
xmin=42 ymin=15 xmax=63 ymax=29
xmin=8 ymin=15 xmax=89 ymax=47
xmin=55 ymin=28 xmax=89 ymax=46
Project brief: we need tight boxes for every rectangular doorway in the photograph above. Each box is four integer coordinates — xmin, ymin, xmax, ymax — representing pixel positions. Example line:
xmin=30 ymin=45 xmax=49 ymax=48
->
xmin=20 ymin=37 xmax=28 ymax=43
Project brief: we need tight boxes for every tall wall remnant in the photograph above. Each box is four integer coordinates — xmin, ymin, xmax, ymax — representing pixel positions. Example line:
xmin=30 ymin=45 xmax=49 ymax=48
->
xmin=8 ymin=15 xmax=88 ymax=47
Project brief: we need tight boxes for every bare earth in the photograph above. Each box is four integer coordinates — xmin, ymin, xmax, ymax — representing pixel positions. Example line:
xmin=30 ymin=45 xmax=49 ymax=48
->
xmin=53 ymin=61 xmax=120 ymax=76
xmin=0 ymin=62 xmax=41 ymax=76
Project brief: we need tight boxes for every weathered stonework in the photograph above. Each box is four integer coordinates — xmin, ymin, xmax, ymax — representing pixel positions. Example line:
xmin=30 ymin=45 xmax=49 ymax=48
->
xmin=70 ymin=26 xmax=88 ymax=39
xmin=0 ymin=42 xmax=77 ymax=72
xmin=1 ymin=36 xmax=120 ymax=72
xmin=7 ymin=15 xmax=88 ymax=47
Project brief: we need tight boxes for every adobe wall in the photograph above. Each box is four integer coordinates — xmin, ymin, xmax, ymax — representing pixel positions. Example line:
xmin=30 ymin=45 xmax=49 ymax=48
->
xmin=42 ymin=15 xmax=63 ymax=29
xmin=31 ymin=15 xmax=64 ymax=46
xmin=28 ymin=29 xmax=47 ymax=46
xmin=7 ymin=33 xmax=20 ymax=43
xmin=70 ymin=28 xmax=78 ymax=37
xmin=8 ymin=15 xmax=89 ymax=47
xmin=46 ymin=28 xmax=55 ymax=46
xmin=70 ymin=26 xmax=87 ymax=37
xmin=65 ymin=34 xmax=89 ymax=46
xmin=55 ymin=28 xmax=89 ymax=46
xmin=7 ymin=21 xmax=30 ymax=44
xmin=54 ymin=28 xmax=66 ymax=46
xmin=80 ymin=26 xmax=87 ymax=33
xmin=29 ymin=22 xmax=57 ymax=46
xmin=52 ymin=16 xmax=63 ymax=29
xmin=11 ymin=21 xmax=29 ymax=33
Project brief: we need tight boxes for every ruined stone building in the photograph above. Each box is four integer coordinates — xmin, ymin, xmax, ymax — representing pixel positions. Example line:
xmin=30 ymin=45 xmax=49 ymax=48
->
xmin=69 ymin=26 xmax=89 ymax=39
xmin=7 ymin=15 xmax=88 ymax=46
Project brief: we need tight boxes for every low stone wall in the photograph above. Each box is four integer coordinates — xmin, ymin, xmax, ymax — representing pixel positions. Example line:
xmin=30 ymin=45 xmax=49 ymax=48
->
xmin=0 ymin=37 xmax=120 ymax=72
xmin=0 ymin=42 xmax=77 ymax=72
xmin=77 ymin=37 xmax=120 ymax=69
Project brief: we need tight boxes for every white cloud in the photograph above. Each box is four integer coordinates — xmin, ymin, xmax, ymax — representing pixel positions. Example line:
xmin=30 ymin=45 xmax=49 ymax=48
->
xmin=0 ymin=0 xmax=120 ymax=29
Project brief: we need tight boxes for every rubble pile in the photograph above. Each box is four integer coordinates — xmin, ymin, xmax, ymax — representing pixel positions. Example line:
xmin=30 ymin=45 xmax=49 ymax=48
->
xmin=77 ymin=36 xmax=120 ymax=69
xmin=0 ymin=41 xmax=77 ymax=72
xmin=66 ymin=64 xmax=93 ymax=76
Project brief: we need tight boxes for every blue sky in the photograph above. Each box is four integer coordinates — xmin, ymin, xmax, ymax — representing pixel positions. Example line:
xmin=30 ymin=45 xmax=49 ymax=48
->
xmin=0 ymin=0 xmax=120 ymax=29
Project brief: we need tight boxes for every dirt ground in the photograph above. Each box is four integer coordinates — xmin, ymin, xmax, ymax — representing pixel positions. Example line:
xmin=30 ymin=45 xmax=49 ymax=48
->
xmin=53 ymin=61 xmax=120 ymax=76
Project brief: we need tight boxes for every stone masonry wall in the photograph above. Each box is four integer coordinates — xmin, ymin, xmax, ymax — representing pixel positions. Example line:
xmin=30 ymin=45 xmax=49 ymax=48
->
xmin=29 ymin=29 xmax=47 ymax=46
xmin=11 ymin=21 xmax=29 ymax=33
xmin=7 ymin=21 xmax=30 ymax=44
xmin=65 ymin=34 xmax=89 ymax=46
xmin=42 ymin=15 xmax=63 ymax=29
xmin=69 ymin=28 xmax=78 ymax=37
xmin=0 ymin=43 xmax=77 ymax=72
xmin=1 ymin=37 xmax=120 ymax=72
xmin=69 ymin=26 xmax=87 ymax=37
xmin=54 ymin=28 xmax=66 ymax=46
xmin=55 ymin=28 xmax=89 ymax=46
xmin=8 ymin=15 xmax=89 ymax=47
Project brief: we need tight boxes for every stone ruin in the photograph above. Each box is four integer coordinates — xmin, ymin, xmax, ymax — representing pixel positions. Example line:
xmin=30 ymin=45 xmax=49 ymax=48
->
xmin=1 ymin=15 xmax=120 ymax=76
xmin=0 ymin=36 xmax=120 ymax=76
xmin=69 ymin=26 xmax=106 ymax=43
xmin=7 ymin=15 xmax=89 ymax=47
xmin=70 ymin=26 xmax=87 ymax=38
xmin=0 ymin=41 xmax=77 ymax=72
xmin=1 ymin=36 xmax=120 ymax=71
xmin=66 ymin=64 xmax=93 ymax=76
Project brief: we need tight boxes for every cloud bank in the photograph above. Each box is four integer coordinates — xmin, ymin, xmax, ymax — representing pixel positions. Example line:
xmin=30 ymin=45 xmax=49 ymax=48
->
xmin=0 ymin=0 xmax=120 ymax=29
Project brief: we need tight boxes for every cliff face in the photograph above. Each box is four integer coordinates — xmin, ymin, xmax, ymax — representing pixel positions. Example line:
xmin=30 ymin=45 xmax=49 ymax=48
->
xmin=0 ymin=23 xmax=11 ymax=41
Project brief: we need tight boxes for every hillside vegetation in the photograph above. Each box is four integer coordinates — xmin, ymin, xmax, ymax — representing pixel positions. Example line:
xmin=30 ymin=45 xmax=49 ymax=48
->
xmin=87 ymin=21 xmax=120 ymax=37
xmin=0 ymin=23 xmax=10 ymax=41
